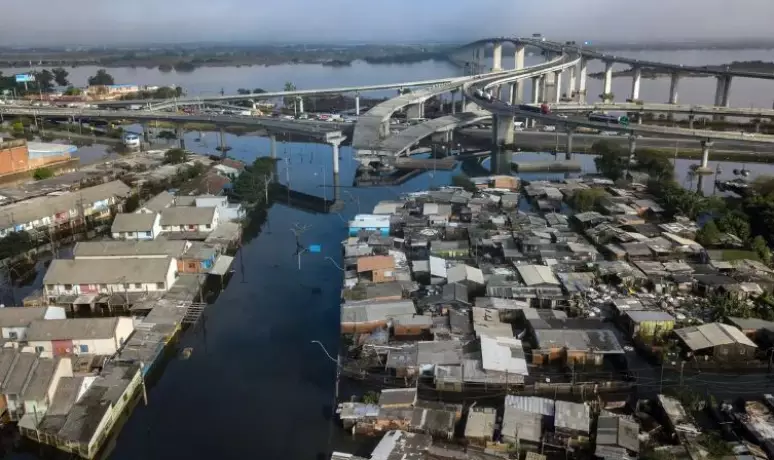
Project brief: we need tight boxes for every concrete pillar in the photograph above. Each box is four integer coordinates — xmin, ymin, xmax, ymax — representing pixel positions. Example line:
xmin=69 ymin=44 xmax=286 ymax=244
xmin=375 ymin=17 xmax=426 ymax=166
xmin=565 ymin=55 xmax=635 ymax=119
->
xmin=565 ymin=129 xmax=574 ymax=160
xmin=628 ymin=135 xmax=637 ymax=163
xmin=668 ymin=73 xmax=680 ymax=104
xmin=688 ymin=115 xmax=695 ymax=130
xmin=509 ymin=83 xmax=517 ymax=105
xmin=630 ymin=67 xmax=642 ymax=101
xmin=568 ymin=65 xmax=577 ymax=100
xmin=331 ymin=142 xmax=340 ymax=174
xmin=540 ymin=75 xmax=548 ymax=103
xmin=722 ymin=76 xmax=732 ymax=107
xmin=355 ymin=93 xmax=360 ymax=116
xmin=450 ymin=91 xmax=456 ymax=114
xmin=270 ymin=134 xmax=277 ymax=159
xmin=142 ymin=123 xmax=150 ymax=143
xmin=492 ymin=114 xmax=515 ymax=146
xmin=714 ymin=76 xmax=725 ymax=106
xmin=219 ymin=127 xmax=227 ymax=157
xmin=492 ymin=42 xmax=503 ymax=71
xmin=602 ymin=61 xmax=614 ymax=101
xmin=175 ymin=125 xmax=185 ymax=150
xmin=514 ymin=44 xmax=525 ymax=70
xmin=578 ymin=57 xmax=589 ymax=103
xmin=297 ymin=97 xmax=304 ymax=114
xmin=700 ymin=140 xmax=713 ymax=171
xmin=531 ymin=76 xmax=541 ymax=104
xmin=554 ymin=70 xmax=563 ymax=103
xmin=406 ymin=103 xmax=422 ymax=119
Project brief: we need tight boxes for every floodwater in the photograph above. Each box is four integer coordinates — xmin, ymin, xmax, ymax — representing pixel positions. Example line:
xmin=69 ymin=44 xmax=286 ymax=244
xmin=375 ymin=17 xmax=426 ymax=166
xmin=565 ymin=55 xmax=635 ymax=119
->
xmin=6 ymin=47 xmax=774 ymax=459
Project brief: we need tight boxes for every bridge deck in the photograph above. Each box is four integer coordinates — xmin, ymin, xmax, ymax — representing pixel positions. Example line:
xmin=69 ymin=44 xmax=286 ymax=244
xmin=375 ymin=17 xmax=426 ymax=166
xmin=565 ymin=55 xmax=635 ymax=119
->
xmin=375 ymin=111 xmax=490 ymax=156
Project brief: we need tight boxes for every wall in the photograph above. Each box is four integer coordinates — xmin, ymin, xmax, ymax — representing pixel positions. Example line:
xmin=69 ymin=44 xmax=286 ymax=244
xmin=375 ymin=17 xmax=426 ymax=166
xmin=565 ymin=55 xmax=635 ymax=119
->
xmin=27 ymin=154 xmax=71 ymax=170
xmin=0 ymin=141 xmax=29 ymax=175
xmin=341 ymin=320 xmax=387 ymax=334
xmin=44 ymin=258 xmax=178 ymax=297
xmin=23 ymin=357 xmax=73 ymax=416
xmin=2 ymin=326 xmax=30 ymax=342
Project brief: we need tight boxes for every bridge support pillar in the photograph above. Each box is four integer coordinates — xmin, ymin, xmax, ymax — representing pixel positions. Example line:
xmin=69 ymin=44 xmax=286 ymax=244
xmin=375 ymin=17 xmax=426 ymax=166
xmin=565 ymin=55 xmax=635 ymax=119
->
xmin=531 ymin=76 xmax=540 ymax=105
xmin=578 ymin=57 xmax=589 ymax=103
xmin=330 ymin=139 xmax=342 ymax=175
xmin=297 ymin=97 xmax=305 ymax=114
xmin=565 ymin=129 xmax=574 ymax=160
xmin=450 ymin=91 xmax=456 ymax=114
xmin=568 ymin=65 xmax=577 ymax=100
xmin=602 ymin=61 xmax=614 ymax=102
xmin=509 ymin=83 xmax=517 ymax=105
xmin=628 ymin=135 xmax=637 ymax=164
xmin=142 ymin=123 xmax=150 ymax=144
xmin=699 ymin=140 xmax=713 ymax=172
xmin=270 ymin=134 xmax=277 ymax=159
xmin=492 ymin=114 xmax=515 ymax=146
xmin=713 ymin=76 xmax=732 ymax=120
xmin=668 ymin=73 xmax=680 ymax=104
xmin=553 ymin=70 xmax=563 ymax=103
xmin=355 ymin=93 xmax=360 ymax=116
xmin=492 ymin=42 xmax=503 ymax=71
xmin=219 ymin=127 xmax=227 ymax=158
xmin=630 ymin=67 xmax=642 ymax=101
xmin=688 ymin=115 xmax=695 ymax=130
xmin=175 ymin=125 xmax=185 ymax=150
xmin=406 ymin=102 xmax=423 ymax=120
xmin=514 ymin=44 xmax=525 ymax=70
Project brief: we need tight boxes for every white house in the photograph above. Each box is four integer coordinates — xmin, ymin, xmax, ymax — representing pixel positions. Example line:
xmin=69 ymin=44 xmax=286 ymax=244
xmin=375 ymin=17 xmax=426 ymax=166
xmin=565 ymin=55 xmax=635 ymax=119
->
xmin=19 ymin=354 xmax=73 ymax=424
xmin=43 ymin=257 xmax=178 ymax=299
xmin=26 ymin=317 xmax=135 ymax=356
xmin=0 ymin=306 xmax=66 ymax=343
xmin=194 ymin=195 xmax=244 ymax=222
xmin=73 ymin=240 xmax=190 ymax=260
xmin=159 ymin=207 xmax=219 ymax=233
xmin=111 ymin=213 xmax=162 ymax=240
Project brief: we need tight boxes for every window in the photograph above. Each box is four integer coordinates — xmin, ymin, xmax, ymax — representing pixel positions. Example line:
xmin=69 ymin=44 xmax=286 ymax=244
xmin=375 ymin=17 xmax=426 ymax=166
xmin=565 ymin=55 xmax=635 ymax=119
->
xmin=156 ymin=282 xmax=164 ymax=290
xmin=119 ymin=232 xmax=126 ymax=237
xmin=79 ymin=345 xmax=89 ymax=353
xmin=145 ymin=231 xmax=152 ymax=237
xmin=8 ymin=331 xmax=18 ymax=340
xmin=64 ymin=284 xmax=73 ymax=291
xmin=99 ymin=284 xmax=107 ymax=290
xmin=205 ymin=224 xmax=211 ymax=229
xmin=34 ymin=346 xmax=44 ymax=353
xmin=134 ymin=283 xmax=142 ymax=289
xmin=123 ymin=283 xmax=130 ymax=289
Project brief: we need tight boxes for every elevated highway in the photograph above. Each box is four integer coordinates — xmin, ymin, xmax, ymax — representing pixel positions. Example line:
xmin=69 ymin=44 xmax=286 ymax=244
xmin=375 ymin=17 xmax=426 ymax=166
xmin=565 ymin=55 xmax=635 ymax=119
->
xmin=547 ymin=102 xmax=774 ymax=119
xmin=373 ymin=111 xmax=490 ymax=157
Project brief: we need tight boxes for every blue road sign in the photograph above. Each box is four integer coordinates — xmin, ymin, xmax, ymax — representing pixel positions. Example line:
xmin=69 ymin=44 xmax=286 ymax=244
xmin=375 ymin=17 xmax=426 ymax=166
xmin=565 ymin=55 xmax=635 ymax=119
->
xmin=15 ymin=74 xmax=34 ymax=83
xmin=308 ymin=244 xmax=322 ymax=253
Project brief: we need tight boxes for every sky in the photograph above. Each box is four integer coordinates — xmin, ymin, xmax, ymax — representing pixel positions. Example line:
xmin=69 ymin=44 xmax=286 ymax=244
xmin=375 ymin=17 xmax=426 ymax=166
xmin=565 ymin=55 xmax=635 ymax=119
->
xmin=1 ymin=0 xmax=773 ymax=46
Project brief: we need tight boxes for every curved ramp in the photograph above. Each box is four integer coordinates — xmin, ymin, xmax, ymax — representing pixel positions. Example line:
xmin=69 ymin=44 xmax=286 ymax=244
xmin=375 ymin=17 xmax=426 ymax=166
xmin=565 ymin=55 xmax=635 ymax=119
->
xmin=375 ymin=111 xmax=491 ymax=156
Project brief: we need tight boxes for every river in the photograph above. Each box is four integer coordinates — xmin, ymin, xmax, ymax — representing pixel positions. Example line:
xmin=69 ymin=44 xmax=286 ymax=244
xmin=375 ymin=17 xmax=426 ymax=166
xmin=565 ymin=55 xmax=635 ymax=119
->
xmin=3 ymin=48 xmax=774 ymax=107
xmin=6 ymin=50 xmax=774 ymax=460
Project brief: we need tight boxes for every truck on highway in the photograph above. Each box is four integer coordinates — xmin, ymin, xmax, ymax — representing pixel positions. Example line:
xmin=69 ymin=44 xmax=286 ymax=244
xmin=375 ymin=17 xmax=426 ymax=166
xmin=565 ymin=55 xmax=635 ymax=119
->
xmin=588 ymin=112 xmax=629 ymax=125
xmin=517 ymin=103 xmax=551 ymax=114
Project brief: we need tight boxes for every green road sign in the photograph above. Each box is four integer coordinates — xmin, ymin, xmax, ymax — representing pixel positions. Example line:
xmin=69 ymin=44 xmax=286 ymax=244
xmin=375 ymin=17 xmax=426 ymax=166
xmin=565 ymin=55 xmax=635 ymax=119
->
xmin=619 ymin=116 xmax=630 ymax=126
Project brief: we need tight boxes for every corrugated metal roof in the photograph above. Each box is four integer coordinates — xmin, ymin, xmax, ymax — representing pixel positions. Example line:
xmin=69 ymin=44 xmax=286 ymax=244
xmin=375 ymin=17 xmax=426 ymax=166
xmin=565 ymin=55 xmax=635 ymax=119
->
xmin=505 ymin=395 xmax=555 ymax=416
xmin=675 ymin=322 xmax=757 ymax=351
xmin=43 ymin=257 xmax=174 ymax=285
xmin=625 ymin=310 xmax=675 ymax=323
xmin=464 ymin=407 xmax=496 ymax=439
xmin=340 ymin=300 xmax=416 ymax=324
xmin=555 ymin=400 xmax=590 ymax=434
xmin=480 ymin=336 xmax=529 ymax=376
xmin=356 ymin=255 xmax=395 ymax=272
xmin=516 ymin=265 xmax=559 ymax=286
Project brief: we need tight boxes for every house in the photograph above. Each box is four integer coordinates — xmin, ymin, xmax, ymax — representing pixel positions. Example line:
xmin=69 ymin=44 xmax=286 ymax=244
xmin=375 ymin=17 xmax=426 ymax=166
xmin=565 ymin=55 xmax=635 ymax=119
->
xmin=673 ymin=322 xmax=757 ymax=361
xmin=137 ymin=191 xmax=175 ymax=214
xmin=111 ymin=213 xmax=162 ymax=240
xmin=160 ymin=207 xmax=219 ymax=233
xmin=349 ymin=214 xmax=391 ymax=237
xmin=340 ymin=300 xmax=416 ymax=334
xmin=43 ymin=257 xmax=179 ymax=298
xmin=178 ymin=170 xmax=232 ymax=196
xmin=480 ymin=335 xmax=529 ymax=378
xmin=192 ymin=195 xmax=244 ymax=221
xmin=0 ymin=306 xmax=66 ymax=342
xmin=26 ymin=317 xmax=135 ymax=356
xmin=18 ymin=355 xmax=73 ymax=429
xmin=1 ymin=351 xmax=41 ymax=420
xmin=378 ymin=388 xmax=416 ymax=409
xmin=357 ymin=255 xmax=396 ymax=283
xmin=33 ymin=362 xmax=142 ymax=459
xmin=73 ymin=240 xmax=191 ymax=260
xmin=622 ymin=310 xmax=675 ymax=339
xmin=529 ymin=318 xmax=624 ymax=366
xmin=393 ymin=315 xmax=433 ymax=337
xmin=447 ymin=264 xmax=485 ymax=286
xmin=516 ymin=264 xmax=561 ymax=287
xmin=430 ymin=240 xmax=469 ymax=258
xmin=464 ymin=407 xmax=497 ymax=447
xmin=177 ymin=242 xmax=219 ymax=273
xmin=502 ymin=396 xmax=555 ymax=444
xmin=595 ymin=413 xmax=640 ymax=459
xmin=554 ymin=400 xmax=591 ymax=437
xmin=0 ymin=180 xmax=131 ymax=237
xmin=213 ymin=158 xmax=245 ymax=178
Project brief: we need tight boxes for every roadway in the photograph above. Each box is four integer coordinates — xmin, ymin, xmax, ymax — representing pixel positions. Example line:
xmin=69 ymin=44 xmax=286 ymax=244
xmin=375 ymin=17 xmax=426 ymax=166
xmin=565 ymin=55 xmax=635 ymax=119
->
xmin=459 ymin=129 xmax=774 ymax=155
xmin=464 ymin=37 xmax=774 ymax=80
xmin=547 ymin=102 xmax=774 ymax=119
xmin=0 ymin=107 xmax=349 ymax=140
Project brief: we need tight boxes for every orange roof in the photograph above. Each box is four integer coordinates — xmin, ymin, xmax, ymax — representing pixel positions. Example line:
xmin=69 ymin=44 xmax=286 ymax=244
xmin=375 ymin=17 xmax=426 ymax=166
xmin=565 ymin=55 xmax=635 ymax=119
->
xmin=357 ymin=255 xmax=394 ymax=272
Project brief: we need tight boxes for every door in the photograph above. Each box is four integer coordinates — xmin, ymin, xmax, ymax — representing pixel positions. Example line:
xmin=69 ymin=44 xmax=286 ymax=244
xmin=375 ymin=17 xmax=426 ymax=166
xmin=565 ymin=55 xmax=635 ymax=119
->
xmin=52 ymin=339 xmax=73 ymax=356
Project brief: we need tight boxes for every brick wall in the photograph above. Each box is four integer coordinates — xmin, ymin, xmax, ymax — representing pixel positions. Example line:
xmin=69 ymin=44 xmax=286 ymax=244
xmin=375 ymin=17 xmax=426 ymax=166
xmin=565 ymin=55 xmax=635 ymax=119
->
xmin=0 ymin=141 xmax=29 ymax=175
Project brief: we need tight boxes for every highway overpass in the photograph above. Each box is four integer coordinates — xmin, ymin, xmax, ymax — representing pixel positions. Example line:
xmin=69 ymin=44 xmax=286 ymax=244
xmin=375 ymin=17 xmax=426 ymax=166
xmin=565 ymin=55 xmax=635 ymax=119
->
xmin=547 ymin=102 xmax=774 ymax=119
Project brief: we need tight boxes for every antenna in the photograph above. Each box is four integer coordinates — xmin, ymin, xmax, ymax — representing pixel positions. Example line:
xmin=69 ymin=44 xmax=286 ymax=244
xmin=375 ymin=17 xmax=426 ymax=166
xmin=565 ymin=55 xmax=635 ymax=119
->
xmin=290 ymin=223 xmax=320 ymax=270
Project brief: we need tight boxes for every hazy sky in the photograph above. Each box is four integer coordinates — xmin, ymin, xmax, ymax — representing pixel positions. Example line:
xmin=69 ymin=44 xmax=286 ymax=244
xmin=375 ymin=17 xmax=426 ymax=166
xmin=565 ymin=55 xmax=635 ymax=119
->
xmin=2 ymin=0 xmax=773 ymax=46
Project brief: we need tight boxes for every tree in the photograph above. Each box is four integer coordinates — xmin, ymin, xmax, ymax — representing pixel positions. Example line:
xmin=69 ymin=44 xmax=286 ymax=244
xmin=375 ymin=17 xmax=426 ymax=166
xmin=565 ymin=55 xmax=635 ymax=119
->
xmin=51 ymin=68 xmax=70 ymax=87
xmin=569 ymin=188 xmax=607 ymax=212
xmin=88 ymin=69 xmax=115 ymax=86
xmin=164 ymin=148 xmax=188 ymax=164
xmin=11 ymin=121 xmax=24 ymax=135
xmin=717 ymin=210 xmax=750 ymax=242
xmin=63 ymin=86 xmax=82 ymax=96
xmin=32 ymin=167 xmax=54 ymax=181
xmin=237 ymin=88 xmax=251 ymax=95
xmin=591 ymin=140 xmax=626 ymax=181
xmin=751 ymin=175 xmax=774 ymax=197
xmin=362 ymin=391 xmax=379 ymax=405
xmin=450 ymin=174 xmax=477 ymax=193
xmin=283 ymin=81 xmax=297 ymax=109
xmin=253 ymin=88 xmax=266 ymax=94
xmin=33 ymin=69 xmax=54 ymax=92
xmin=752 ymin=235 xmax=772 ymax=265
xmin=696 ymin=219 xmax=721 ymax=246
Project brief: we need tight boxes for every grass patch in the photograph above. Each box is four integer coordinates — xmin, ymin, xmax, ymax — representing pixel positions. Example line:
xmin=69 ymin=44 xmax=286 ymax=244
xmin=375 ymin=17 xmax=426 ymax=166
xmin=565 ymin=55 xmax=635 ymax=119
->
xmin=721 ymin=249 xmax=760 ymax=261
